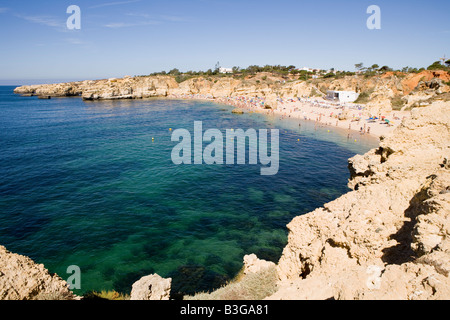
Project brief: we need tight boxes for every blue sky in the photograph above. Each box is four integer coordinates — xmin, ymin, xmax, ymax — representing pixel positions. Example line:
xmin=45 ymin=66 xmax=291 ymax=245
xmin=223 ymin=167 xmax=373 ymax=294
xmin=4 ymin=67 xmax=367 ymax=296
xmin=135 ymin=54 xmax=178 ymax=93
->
xmin=0 ymin=0 xmax=449 ymax=84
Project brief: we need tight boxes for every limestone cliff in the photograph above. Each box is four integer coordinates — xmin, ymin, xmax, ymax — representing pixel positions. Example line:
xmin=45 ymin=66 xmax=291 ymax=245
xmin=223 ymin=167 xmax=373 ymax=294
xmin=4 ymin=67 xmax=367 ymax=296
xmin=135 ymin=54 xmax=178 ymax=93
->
xmin=271 ymin=101 xmax=450 ymax=300
xmin=0 ymin=246 xmax=76 ymax=300
xmin=14 ymin=71 xmax=450 ymax=115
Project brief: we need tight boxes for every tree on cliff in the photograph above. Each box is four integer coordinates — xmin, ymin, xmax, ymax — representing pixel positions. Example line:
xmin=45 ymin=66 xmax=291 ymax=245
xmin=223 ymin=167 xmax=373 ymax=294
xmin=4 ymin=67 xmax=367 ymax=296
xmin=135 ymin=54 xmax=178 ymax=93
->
xmin=428 ymin=61 xmax=450 ymax=71
xmin=371 ymin=64 xmax=380 ymax=70
xmin=168 ymin=68 xmax=181 ymax=76
xmin=378 ymin=65 xmax=393 ymax=73
xmin=355 ymin=63 xmax=364 ymax=72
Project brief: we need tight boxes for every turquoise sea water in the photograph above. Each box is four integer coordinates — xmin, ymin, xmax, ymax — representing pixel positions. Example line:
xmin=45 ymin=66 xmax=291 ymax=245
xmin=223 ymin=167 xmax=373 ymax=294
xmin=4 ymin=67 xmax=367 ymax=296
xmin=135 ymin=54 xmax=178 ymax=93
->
xmin=0 ymin=86 xmax=377 ymax=296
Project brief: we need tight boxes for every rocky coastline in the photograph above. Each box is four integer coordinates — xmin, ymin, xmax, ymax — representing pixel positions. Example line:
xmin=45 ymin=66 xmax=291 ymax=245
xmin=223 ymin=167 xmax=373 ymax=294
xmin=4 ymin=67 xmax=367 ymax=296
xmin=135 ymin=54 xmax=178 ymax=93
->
xmin=271 ymin=101 xmax=449 ymax=299
xmin=13 ymin=70 xmax=450 ymax=114
xmin=1 ymin=74 xmax=449 ymax=300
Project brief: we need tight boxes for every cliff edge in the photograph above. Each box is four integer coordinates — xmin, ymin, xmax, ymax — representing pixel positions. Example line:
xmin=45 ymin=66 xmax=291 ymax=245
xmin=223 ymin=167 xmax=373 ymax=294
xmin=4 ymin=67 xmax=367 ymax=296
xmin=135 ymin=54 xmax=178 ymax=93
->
xmin=0 ymin=246 xmax=75 ymax=300
xmin=271 ymin=101 xmax=449 ymax=299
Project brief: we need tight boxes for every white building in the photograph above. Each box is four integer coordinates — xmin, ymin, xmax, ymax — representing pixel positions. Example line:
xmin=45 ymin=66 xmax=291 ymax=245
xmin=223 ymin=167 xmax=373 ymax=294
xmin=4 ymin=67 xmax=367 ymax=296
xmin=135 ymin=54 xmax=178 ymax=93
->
xmin=219 ymin=67 xmax=233 ymax=74
xmin=326 ymin=90 xmax=360 ymax=103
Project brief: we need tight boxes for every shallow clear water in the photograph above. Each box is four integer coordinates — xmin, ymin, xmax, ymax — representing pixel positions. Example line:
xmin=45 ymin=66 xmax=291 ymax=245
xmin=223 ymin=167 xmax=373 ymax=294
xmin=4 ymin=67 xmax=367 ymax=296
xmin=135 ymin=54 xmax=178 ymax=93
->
xmin=0 ymin=86 xmax=377 ymax=296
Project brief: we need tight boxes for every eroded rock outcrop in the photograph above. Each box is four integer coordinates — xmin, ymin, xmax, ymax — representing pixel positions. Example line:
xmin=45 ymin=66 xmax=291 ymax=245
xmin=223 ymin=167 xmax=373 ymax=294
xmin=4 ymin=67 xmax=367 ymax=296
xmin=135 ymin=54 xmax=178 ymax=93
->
xmin=0 ymin=246 xmax=76 ymax=300
xmin=130 ymin=274 xmax=172 ymax=300
xmin=271 ymin=101 xmax=450 ymax=300
xmin=243 ymin=254 xmax=276 ymax=275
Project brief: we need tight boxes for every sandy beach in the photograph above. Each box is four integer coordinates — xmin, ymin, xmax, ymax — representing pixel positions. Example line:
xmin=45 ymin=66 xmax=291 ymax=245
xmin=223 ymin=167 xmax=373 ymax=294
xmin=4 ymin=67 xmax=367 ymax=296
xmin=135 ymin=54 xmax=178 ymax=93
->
xmin=270 ymin=98 xmax=411 ymax=138
xmin=169 ymin=94 xmax=411 ymax=138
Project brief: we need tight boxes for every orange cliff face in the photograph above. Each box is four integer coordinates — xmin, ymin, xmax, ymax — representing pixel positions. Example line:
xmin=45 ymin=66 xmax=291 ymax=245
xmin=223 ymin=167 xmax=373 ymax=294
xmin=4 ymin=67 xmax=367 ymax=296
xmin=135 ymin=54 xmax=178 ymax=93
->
xmin=391 ymin=70 xmax=450 ymax=95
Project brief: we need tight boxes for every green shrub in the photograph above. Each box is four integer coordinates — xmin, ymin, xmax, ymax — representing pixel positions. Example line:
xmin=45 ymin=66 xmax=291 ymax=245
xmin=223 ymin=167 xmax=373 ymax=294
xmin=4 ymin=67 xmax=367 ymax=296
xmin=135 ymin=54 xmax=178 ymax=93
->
xmin=83 ymin=290 xmax=130 ymax=300
xmin=32 ymin=291 xmax=76 ymax=300
xmin=427 ymin=61 xmax=450 ymax=72
xmin=319 ymin=85 xmax=328 ymax=94
xmin=391 ymin=95 xmax=406 ymax=111
xmin=354 ymin=89 xmax=374 ymax=104
xmin=175 ymin=75 xmax=188 ymax=83
xmin=310 ymin=88 xmax=322 ymax=97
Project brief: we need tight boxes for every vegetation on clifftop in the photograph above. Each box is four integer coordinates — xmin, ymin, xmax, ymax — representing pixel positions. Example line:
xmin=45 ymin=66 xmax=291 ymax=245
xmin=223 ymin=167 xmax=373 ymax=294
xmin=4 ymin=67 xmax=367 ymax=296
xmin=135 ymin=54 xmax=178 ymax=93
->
xmin=141 ymin=60 xmax=450 ymax=82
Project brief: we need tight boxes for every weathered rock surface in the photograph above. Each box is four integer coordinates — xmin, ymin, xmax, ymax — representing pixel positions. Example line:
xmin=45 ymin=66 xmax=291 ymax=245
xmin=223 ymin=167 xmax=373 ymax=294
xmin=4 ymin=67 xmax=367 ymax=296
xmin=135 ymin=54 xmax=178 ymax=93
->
xmin=243 ymin=254 xmax=276 ymax=275
xmin=271 ymin=101 xmax=450 ymax=300
xmin=0 ymin=246 xmax=75 ymax=300
xmin=130 ymin=274 xmax=172 ymax=300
